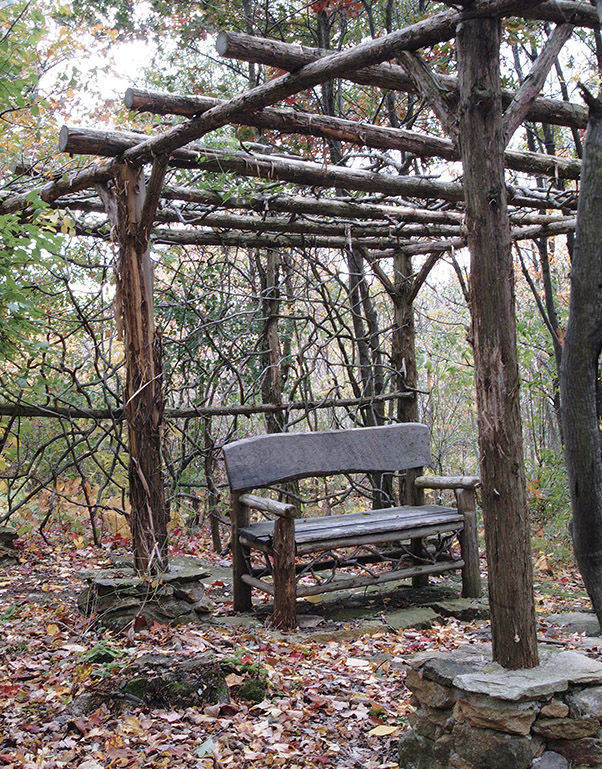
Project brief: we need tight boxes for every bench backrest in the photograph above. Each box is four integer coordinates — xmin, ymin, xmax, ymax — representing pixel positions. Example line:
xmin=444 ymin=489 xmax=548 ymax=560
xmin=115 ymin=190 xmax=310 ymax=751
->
xmin=222 ymin=423 xmax=431 ymax=492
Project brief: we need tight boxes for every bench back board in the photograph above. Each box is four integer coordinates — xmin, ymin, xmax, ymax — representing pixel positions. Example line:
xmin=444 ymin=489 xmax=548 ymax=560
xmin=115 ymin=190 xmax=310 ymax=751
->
xmin=222 ymin=423 xmax=431 ymax=492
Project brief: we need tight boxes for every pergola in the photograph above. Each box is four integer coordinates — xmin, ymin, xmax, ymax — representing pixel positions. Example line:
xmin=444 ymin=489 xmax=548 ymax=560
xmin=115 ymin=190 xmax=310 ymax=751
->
xmin=1 ymin=0 xmax=598 ymax=669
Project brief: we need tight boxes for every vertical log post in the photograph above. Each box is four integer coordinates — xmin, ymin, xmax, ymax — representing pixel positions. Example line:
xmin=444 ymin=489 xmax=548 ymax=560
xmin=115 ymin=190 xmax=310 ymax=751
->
xmin=231 ymin=491 xmax=252 ymax=611
xmin=456 ymin=9 xmax=538 ymax=668
xmin=392 ymin=250 xmax=427 ymax=586
xmin=456 ymin=487 xmax=482 ymax=598
xmin=111 ymin=159 xmax=169 ymax=575
xmin=272 ymin=515 xmax=297 ymax=630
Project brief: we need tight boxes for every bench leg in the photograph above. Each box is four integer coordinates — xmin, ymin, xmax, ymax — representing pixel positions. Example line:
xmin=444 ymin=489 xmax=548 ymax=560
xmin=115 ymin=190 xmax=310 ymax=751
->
xmin=272 ymin=516 xmax=297 ymax=630
xmin=457 ymin=488 xmax=482 ymax=598
xmin=231 ymin=493 xmax=252 ymax=612
xmin=411 ymin=538 xmax=429 ymax=587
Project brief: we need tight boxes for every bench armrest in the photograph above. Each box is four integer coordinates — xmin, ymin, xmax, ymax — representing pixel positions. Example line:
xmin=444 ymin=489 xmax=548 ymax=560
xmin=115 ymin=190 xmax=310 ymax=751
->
xmin=414 ymin=475 xmax=480 ymax=491
xmin=238 ymin=493 xmax=299 ymax=519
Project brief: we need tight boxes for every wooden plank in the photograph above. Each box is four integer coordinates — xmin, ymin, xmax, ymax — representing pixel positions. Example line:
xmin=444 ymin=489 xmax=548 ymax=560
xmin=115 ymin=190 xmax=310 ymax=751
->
xmin=296 ymin=523 xmax=463 ymax=555
xmin=296 ymin=560 xmax=464 ymax=597
xmin=223 ymin=423 xmax=430 ymax=491
xmin=242 ymin=503 xmax=456 ymax=537
xmin=239 ymin=506 xmax=462 ymax=545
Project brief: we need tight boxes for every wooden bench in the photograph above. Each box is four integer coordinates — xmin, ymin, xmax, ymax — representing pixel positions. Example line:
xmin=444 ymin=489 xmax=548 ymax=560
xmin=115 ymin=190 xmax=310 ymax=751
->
xmin=222 ymin=423 xmax=481 ymax=628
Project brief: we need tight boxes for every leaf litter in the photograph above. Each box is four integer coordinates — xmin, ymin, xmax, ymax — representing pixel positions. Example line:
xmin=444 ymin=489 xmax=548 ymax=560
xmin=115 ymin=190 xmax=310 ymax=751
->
xmin=0 ymin=526 xmax=597 ymax=769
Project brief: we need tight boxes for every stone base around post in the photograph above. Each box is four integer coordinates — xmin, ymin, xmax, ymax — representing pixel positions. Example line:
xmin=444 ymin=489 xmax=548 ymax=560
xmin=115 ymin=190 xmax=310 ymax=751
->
xmin=399 ymin=645 xmax=602 ymax=769
xmin=77 ymin=555 xmax=214 ymax=630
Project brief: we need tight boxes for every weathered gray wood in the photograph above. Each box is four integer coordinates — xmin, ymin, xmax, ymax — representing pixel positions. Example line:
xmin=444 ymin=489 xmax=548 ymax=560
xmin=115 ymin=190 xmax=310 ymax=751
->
xmin=238 ymin=493 xmax=298 ymax=518
xmin=456 ymin=488 xmax=482 ymax=599
xmin=295 ymin=560 xmax=464 ymax=597
xmin=296 ymin=523 xmax=463 ymax=555
xmin=223 ymin=423 xmax=430 ymax=491
xmin=415 ymin=475 xmax=481 ymax=490
xmin=231 ymin=492 xmax=252 ymax=611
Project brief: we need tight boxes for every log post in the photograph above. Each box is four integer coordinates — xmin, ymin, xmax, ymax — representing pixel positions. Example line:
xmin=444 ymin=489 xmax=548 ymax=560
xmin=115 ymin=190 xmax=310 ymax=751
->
xmin=108 ymin=160 xmax=169 ymax=575
xmin=272 ymin=515 xmax=297 ymax=630
xmin=456 ymin=488 xmax=482 ymax=598
xmin=231 ymin=492 xmax=252 ymax=611
xmin=456 ymin=9 xmax=538 ymax=668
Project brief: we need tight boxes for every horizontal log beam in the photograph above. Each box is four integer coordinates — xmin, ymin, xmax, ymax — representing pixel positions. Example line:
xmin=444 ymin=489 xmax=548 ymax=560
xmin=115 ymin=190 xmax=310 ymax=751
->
xmin=125 ymin=88 xmax=581 ymax=180
xmin=95 ymin=0 xmax=547 ymax=165
xmin=59 ymin=126 xmax=578 ymax=211
xmin=0 ymin=391 xmax=414 ymax=421
xmin=216 ymin=28 xmax=587 ymax=131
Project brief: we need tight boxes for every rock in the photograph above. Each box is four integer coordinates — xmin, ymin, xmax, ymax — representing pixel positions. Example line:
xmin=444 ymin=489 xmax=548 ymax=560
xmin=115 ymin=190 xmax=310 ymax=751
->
xmin=398 ymin=732 xmax=440 ymax=769
xmin=452 ymin=722 xmax=543 ymax=769
xmin=422 ymin=657 xmax=491 ymax=689
xmin=546 ymin=613 xmax=601 ymax=637
xmin=533 ymin=716 xmax=600 ymax=740
xmin=428 ymin=598 xmax=490 ymax=622
xmin=541 ymin=700 xmax=569 ymax=718
xmin=0 ymin=527 xmax=19 ymax=565
xmin=77 ymin=561 xmax=214 ymax=629
xmin=385 ymin=607 xmax=439 ymax=630
xmin=453 ymin=697 xmax=537 ymax=736
xmin=408 ymin=706 xmax=453 ymax=741
xmin=548 ymin=737 xmax=602 ymax=767
xmin=568 ymin=686 xmax=602 ymax=718
xmin=69 ymin=654 xmax=228 ymax=714
xmin=532 ymin=751 xmax=569 ymax=769
xmin=454 ymin=650 xmax=602 ymax=701
xmin=406 ymin=669 xmax=456 ymax=709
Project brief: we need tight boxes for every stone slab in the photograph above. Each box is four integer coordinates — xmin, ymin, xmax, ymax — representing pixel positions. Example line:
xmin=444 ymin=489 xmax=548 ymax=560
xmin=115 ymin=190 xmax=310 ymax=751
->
xmin=385 ymin=607 xmax=439 ymax=630
xmin=427 ymin=598 xmax=490 ymax=622
xmin=454 ymin=649 xmax=602 ymax=701
xmin=546 ymin=612 xmax=601 ymax=637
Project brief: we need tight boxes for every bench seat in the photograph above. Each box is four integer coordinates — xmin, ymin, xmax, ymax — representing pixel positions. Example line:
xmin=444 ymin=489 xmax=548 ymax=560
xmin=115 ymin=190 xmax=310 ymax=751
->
xmin=240 ymin=504 xmax=463 ymax=551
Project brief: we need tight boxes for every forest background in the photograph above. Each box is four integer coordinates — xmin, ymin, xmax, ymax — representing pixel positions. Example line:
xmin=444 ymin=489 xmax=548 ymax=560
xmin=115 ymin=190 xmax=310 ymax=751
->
xmin=0 ymin=0 xmax=595 ymax=566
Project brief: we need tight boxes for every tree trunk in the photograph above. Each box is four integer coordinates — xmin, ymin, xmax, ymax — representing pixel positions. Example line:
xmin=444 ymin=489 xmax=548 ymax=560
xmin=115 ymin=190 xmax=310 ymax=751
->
xmin=456 ymin=14 xmax=538 ymax=669
xmin=560 ymin=89 xmax=602 ymax=626
xmin=112 ymin=163 xmax=168 ymax=574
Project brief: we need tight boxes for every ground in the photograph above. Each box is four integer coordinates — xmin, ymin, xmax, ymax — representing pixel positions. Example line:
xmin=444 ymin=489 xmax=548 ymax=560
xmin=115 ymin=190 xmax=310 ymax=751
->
xmin=0 ymin=520 xmax=598 ymax=769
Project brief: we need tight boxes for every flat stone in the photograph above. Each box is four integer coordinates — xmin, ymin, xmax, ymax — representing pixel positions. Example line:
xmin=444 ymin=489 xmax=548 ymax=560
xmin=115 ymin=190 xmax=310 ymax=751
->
xmin=0 ymin=527 xmax=18 ymax=544
xmin=452 ymin=721 xmax=543 ymax=769
xmin=386 ymin=607 xmax=439 ymax=631
xmin=428 ymin=598 xmax=490 ymax=622
xmin=546 ymin=612 xmax=601 ymax=637
xmin=568 ymin=686 xmax=602 ymax=718
xmin=309 ymin=620 xmax=384 ymax=642
xmin=533 ymin=716 xmax=600 ymax=740
xmin=541 ymin=700 xmax=569 ymax=718
xmin=454 ymin=650 xmax=602 ymax=701
xmin=453 ymin=697 xmax=537 ymax=736
xmin=548 ymin=737 xmax=602 ymax=766
xmin=411 ymin=643 xmax=492 ymax=673
xmin=420 ymin=648 xmax=492 ymax=687
xmin=532 ymin=751 xmax=569 ymax=769
xmin=406 ymin=669 xmax=456 ymax=709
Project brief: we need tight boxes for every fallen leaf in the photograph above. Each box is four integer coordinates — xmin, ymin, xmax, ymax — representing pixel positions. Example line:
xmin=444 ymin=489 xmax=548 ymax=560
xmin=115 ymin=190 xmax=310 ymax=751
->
xmin=368 ymin=725 xmax=400 ymax=736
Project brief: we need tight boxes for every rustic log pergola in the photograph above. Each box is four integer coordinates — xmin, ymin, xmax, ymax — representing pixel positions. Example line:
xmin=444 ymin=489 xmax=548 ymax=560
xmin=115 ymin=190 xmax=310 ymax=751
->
xmin=1 ymin=0 xmax=594 ymax=668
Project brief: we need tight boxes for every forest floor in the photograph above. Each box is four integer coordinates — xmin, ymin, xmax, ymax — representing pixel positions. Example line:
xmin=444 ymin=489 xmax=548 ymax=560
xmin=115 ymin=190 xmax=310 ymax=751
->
xmin=0 ymin=520 xmax=598 ymax=769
